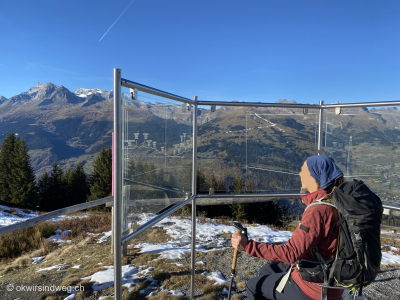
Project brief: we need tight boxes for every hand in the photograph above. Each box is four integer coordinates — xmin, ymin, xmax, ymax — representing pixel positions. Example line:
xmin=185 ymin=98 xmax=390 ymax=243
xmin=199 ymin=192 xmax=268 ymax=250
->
xmin=231 ymin=233 xmax=248 ymax=251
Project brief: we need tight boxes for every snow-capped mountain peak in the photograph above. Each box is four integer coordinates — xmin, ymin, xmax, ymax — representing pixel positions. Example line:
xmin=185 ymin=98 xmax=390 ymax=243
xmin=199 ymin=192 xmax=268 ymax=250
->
xmin=74 ymin=88 xmax=112 ymax=99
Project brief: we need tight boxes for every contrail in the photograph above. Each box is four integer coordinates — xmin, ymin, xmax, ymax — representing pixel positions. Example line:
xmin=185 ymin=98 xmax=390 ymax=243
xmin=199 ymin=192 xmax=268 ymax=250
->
xmin=99 ymin=0 xmax=135 ymax=42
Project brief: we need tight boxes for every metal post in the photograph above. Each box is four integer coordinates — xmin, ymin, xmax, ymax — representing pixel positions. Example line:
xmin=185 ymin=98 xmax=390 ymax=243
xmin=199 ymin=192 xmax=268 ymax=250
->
xmin=317 ymin=100 xmax=324 ymax=155
xmin=325 ymin=113 xmax=328 ymax=152
xmin=111 ymin=207 xmax=114 ymax=254
xmin=246 ymin=113 xmax=248 ymax=177
xmin=113 ymin=68 xmax=122 ymax=300
xmin=190 ymin=96 xmax=198 ymax=299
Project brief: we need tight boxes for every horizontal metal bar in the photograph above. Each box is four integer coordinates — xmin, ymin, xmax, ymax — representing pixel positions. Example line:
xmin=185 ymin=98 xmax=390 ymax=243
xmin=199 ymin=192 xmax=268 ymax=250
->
xmin=121 ymin=195 xmax=195 ymax=245
xmin=196 ymin=193 xmax=304 ymax=199
xmin=196 ymin=197 xmax=295 ymax=206
xmin=0 ymin=196 xmax=113 ymax=236
xmin=121 ymin=79 xmax=194 ymax=104
xmin=197 ymin=100 xmax=400 ymax=109
xmin=322 ymin=100 xmax=400 ymax=109
xmin=107 ymin=198 xmax=183 ymax=208
xmin=383 ymin=204 xmax=400 ymax=212
xmin=197 ymin=100 xmax=318 ymax=109
xmin=124 ymin=179 xmax=185 ymax=195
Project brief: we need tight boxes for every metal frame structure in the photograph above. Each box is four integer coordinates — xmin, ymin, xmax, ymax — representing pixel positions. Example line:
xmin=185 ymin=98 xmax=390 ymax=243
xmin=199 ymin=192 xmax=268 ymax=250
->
xmin=113 ymin=68 xmax=400 ymax=300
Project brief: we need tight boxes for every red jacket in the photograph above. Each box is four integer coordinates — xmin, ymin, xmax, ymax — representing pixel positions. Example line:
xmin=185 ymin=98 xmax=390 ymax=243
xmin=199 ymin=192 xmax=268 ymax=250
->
xmin=244 ymin=189 xmax=343 ymax=300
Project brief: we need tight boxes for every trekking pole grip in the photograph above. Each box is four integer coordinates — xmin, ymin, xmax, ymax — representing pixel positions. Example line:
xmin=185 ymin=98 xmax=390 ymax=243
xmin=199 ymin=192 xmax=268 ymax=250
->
xmin=231 ymin=227 xmax=242 ymax=270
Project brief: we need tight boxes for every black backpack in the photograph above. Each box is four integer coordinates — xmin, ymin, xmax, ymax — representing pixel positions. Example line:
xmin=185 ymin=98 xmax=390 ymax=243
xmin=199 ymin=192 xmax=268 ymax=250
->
xmin=297 ymin=179 xmax=383 ymax=294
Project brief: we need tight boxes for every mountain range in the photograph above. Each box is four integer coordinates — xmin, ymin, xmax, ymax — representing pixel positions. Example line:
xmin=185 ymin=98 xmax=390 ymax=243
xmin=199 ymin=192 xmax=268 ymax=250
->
xmin=0 ymin=82 xmax=399 ymax=186
xmin=0 ymin=82 xmax=220 ymax=176
xmin=0 ymin=83 xmax=115 ymax=176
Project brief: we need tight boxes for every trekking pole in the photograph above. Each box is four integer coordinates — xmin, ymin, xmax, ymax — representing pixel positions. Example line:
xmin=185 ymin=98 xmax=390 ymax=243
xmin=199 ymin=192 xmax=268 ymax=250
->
xmin=228 ymin=221 xmax=247 ymax=300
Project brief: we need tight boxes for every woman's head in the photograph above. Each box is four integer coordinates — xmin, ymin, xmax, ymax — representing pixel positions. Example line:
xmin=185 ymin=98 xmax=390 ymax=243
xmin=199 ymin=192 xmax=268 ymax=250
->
xmin=299 ymin=155 xmax=344 ymax=193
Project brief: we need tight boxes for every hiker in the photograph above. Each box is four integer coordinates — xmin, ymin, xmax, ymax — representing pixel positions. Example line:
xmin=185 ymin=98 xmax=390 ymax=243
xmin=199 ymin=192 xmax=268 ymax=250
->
xmin=231 ymin=155 xmax=344 ymax=300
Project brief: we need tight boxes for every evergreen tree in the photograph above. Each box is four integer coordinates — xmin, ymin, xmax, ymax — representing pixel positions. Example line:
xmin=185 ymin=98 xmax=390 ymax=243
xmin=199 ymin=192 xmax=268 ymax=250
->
xmin=229 ymin=176 xmax=249 ymax=221
xmin=39 ymin=162 xmax=65 ymax=211
xmin=197 ymin=173 xmax=229 ymax=219
xmin=144 ymin=162 xmax=157 ymax=184
xmin=0 ymin=133 xmax=37 ymax=208
xmin=178 ymin=162 xmax=192 ymax=193
xmin=10 ymin=139 xmax=38 ymax=208
xmin=208 ymin=173 xmax=218 ymax=190
xmin=127 ymin=158 xmax=136 ymax=179
xmin=197 ymin=169 xmax=207 ymax=192
xmin=134 ymin=160 xmax=145 ymax=179
xmin=37 ymin=172 xmax=51 ymax=209
xmin=65 ymin=162 xmax=90 ymax=206
xmin=87 ymin=145 xmax=112 ymax=202
xmin=0 ymin=133 xmax=17 ymax=203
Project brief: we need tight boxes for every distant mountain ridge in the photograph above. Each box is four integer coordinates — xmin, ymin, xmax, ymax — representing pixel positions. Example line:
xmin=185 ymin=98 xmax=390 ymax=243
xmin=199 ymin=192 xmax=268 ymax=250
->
xmin=0 ymin=82 xmax=398 ymax=179
xmin=0 ymin=82 xmax=202 ymax=176
xmin=0 ymin=83 xmax=117 ymax=176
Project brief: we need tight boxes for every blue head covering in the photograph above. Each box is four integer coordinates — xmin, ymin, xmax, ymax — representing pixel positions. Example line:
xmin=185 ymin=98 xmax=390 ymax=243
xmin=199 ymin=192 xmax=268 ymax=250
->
xmin=306 ymin=155 xmax=343 ymax=190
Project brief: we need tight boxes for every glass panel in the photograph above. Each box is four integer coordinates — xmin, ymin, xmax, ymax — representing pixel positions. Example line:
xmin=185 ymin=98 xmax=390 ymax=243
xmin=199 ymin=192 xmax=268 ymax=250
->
xmin=197 ymin=105 xmax=319 ymax=194
xmin=325 ymin=105 xmax=400 ymax=204
xmin=121 ymin=87 xmax=193 ymax=233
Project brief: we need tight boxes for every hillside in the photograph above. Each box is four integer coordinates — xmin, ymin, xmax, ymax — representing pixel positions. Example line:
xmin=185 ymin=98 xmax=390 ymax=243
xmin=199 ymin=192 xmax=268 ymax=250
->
xmin=1 ymin=84 xmax=399 ymax=205
xmin=0 ymin=207 xmax=399 ymax=299
xmin=0 ymin=83 xmax=205 ymax=176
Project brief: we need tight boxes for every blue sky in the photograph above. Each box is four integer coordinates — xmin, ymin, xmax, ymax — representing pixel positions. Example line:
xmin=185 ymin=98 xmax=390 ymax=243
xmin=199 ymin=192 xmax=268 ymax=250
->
xmin=0 ymin=0 xmax=399 ymax=104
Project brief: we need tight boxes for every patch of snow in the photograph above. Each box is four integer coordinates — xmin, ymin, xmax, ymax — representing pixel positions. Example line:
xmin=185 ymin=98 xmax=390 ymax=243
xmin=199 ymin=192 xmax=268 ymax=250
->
xmin=206 ymin=272 xmax=230 ymax=285
xmin=0 ymin=203 xmax=89 ymax=229
xmin=81 ymin=264 xmax=141 ymax=292
xmin=63 ymin=290 xmax=77 ymax=300
xmin=382 ymin=251 xmax=400 ymax=264
xmin=0 ymin=205 xmax=36 ymax=227
xmin=169 ymin=289 xmax=185 ymax=296
xmin=46 ymin=230 xmax=71 ymax=245
xmin=97 ymin=231 xmax=112 ymax=243
xmin=36 ymin=263 xmax=69 ymax=272
xmin=32 ymin=256 xmax=45 ymax=264
xmin=72 ymin=265 xmax=83 ymax=269
xmin=132 ymin=214 xmax=292 ymax=260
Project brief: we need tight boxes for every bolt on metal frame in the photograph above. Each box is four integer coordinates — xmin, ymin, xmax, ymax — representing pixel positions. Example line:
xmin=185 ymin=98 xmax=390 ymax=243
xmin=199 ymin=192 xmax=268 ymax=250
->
xmin=113 ymin=68 xmax=400 ymax=300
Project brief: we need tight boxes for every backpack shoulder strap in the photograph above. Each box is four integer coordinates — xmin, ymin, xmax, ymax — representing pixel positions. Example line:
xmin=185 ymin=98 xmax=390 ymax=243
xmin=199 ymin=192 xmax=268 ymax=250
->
xmin=304 ymin=200 xmax=339 ymax=236
xmin=304 ymin=200 xmax=337 ymax=212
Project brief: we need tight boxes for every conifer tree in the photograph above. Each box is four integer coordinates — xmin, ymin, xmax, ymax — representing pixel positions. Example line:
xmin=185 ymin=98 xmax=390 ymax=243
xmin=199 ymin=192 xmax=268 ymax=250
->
xmin=178 ymin=162 xmax=192 ymax=193
xmin=65 ymin=162 xmax=90 ymax=206
xmin=10 ymin=139 xmax=38 ymax=208
xmin=229 ymin=176 xmax=248 ymax=221
xmin=208 ymin=173 xmax=218 ymax=190
xmin=37 ymin=172 xmax=50 ymax=209
xmin=0 ymin=133 xmax=37 ymax=208
xmin=39 ymin=162 xmax=65 ymax=211
xmin=0 ymin=133 xmax=17 ymax=203
xmin=87 ymin=145 xmax=112 ymax=202
xmin=197 ymin=169 xmax=207 ymax=192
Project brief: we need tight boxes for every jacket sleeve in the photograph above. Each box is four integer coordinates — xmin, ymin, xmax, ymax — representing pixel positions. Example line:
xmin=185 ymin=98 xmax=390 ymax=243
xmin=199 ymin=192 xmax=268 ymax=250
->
xmin=244 ymin=207 xmax=326 ymax=264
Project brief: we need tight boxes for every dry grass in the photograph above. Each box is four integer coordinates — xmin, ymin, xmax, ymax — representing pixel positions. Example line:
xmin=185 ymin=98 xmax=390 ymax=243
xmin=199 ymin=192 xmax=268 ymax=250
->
xmin=0 ymin=225 xmax=58 ymax=261
xmin=147 ymin=290 xmax=182 ymax=300
xmin=198 ymin=282 xmax=225 ymax=300
xmin=236 ymin=281 xmax=246 ymax=290
xmin=0 ymin=212 xmax=111 ymax=263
